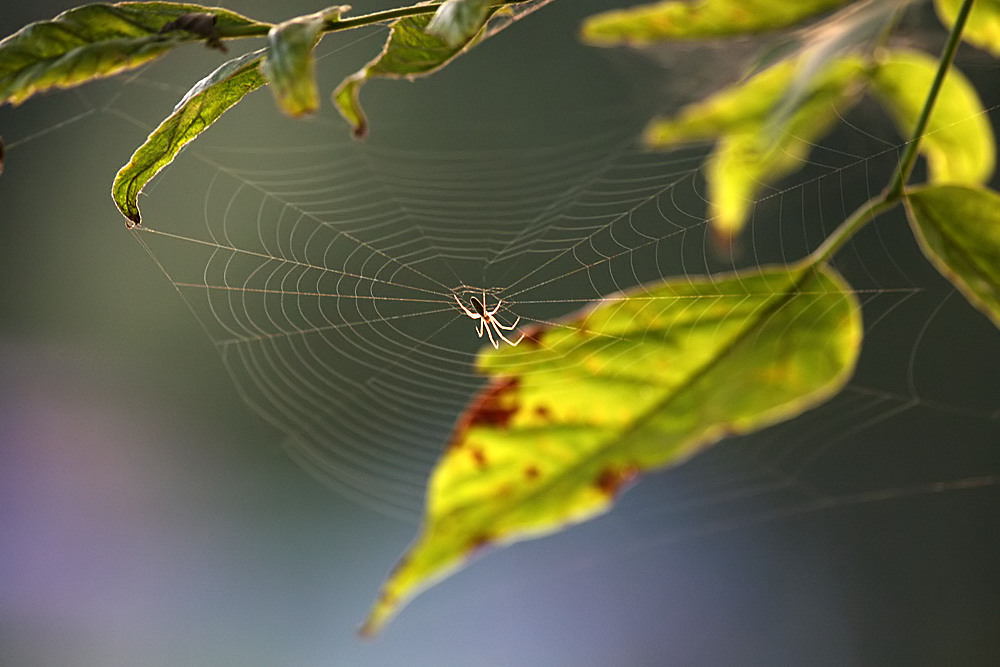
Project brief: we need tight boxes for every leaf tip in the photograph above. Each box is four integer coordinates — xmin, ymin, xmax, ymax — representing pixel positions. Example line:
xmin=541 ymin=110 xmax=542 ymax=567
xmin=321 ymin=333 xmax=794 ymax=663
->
xmin=710 ymin=225 xmax=741 ymax=261
xmin=112 ymin=171 xmax=141 ymax=228
xmin=333 ymin=74 xmax=370 ymax=139
xmin=359 ymin=586 xmax=401 ymax=638
xmin=118 ymin=200 xmax=141 ymax=228
xmin=594 ymin=464 xmax=639 ymax=498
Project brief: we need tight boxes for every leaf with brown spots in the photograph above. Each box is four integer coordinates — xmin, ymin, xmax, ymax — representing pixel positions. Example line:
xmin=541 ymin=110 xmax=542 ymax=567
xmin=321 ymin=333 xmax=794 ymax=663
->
xmin=362 ymin=263 xmax=862 ymax=635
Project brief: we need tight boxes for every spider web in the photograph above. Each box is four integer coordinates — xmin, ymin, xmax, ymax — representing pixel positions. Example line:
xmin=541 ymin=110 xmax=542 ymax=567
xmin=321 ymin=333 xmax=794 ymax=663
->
xmin=6 ymin=0 xmax=999 ymax=570
xmin=110 ymin=18 xmax=1000 ymax=530
xmin=2 ymin=1 xmax=999 ymax=660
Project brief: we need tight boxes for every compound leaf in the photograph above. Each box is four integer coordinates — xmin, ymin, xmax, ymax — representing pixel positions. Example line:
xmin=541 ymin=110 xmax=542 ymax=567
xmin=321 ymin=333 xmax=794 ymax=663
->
xmin=905 ymin=185 xmax=1000 ymax=328
xmin=0 ymin=2 xmax=269 ymax=106
xmin=935 ymin=0 xmax=1000 ymax=56
xmin=362 ymin=263 xmax=861 ymax=635
xmin=581 ymin=0 xmax=850 ymax=45
xmin=112 ymin=49 xmax=266 ymax=226
xmin=870 ymin=49 xmax=995 ymax=186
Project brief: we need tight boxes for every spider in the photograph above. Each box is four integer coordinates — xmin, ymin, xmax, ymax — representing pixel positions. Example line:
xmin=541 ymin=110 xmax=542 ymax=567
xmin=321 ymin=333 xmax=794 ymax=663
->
xmin=454 ymin=291 xmax=524 ymax=349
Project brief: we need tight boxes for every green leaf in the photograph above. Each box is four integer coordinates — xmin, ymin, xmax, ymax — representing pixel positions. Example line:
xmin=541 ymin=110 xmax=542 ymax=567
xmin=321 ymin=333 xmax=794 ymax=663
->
xmin=332 ymin=9 xmax=490 ymax=138
xmin=427 ymin=0 xmax=494 ymax=47
xmin=581 ymin=0 xmax=850 ymax=45
xmin=361 ymin=264 xmax=861 ymax=635
xmin=112 ymin=49 xmax=266 ymax=227
xmin=0 ymin=2 xmax=270 ymax=106
xmin=644 ymin=56 xmax=866 ymax=242
xmin=260 ymin=6 xmax=348 ymax=117
xmin=870 ymin=49 xmax=995 ymax=186
xmin=935 ymin=0 xmax=1000 ymax=57
xmin=905 ymin=185 xmax=1000 ymax=328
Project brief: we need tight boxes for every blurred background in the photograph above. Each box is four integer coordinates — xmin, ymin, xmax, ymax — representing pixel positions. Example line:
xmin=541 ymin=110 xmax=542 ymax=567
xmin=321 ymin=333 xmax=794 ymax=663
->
xmin=1 ymin=1 xmax=998 ymax=665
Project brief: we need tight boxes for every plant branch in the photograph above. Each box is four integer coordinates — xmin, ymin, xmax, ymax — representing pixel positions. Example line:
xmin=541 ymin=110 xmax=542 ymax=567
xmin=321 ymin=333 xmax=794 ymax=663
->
xmin=219 ymin=1 xmax=529 ymax=39
xmin=884 ymin=0 xmax=974 ymax=200
xmin=809 ymin=0 xmax=975 ymax=266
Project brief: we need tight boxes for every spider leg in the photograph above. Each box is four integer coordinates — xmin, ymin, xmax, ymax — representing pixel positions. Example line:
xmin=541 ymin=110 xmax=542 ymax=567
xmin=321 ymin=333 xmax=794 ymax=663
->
xmin=482 ymin=321 xmax=499 ymax=349
xmin=477 ymin=318 xmax=485 ymax=338
xmin=492 ymin=322 xmax=524 ymax=347
xmin=492 ymin=314 xmax=520 ymax=331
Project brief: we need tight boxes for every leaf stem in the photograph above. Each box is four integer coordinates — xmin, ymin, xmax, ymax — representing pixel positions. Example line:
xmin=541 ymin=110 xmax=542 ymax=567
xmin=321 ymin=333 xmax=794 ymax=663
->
xmin=884 ymin=0 xmax=974 ymax=200
xmin=221 ymin=1 xmax=529 ymax=38
xmin=809 ymin=0 xmax=974 ymax=266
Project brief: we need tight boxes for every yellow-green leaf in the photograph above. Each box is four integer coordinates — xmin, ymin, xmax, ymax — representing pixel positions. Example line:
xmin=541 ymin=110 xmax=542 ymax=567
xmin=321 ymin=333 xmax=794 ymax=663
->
xmin=332 ymin=74 xmax=367 ymax=139
xmin=905 ymin=185 xmax=1000 ymax=328
xmin=0 ymin=2 xmax=270 ymax=106
xmin=112 ymin=49 xmax=266 ymax=226
xmin=645 ymin=56 xmax=866 ymax=241
xmin=935 ymin=0 xmax=1000 ymax=56
xmin=581 ymin=0 xmax=850 ymax=45
xmin=261 ymin=6 xmax=347 ymax=117
xmin=332 ymin=10 xmax=488 ymax=138
xmin=870 ymin=49 xmax=995 ymax=186
xmin=362 ymin=264 xmax=862 ymax=635
xmin=427 ymin=0 xmax=494 ymax=47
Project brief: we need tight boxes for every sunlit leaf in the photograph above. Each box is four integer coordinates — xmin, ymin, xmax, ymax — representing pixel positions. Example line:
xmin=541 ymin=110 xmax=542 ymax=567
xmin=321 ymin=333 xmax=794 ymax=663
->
xmin=261 ymin=6 xmax=348 ymax=117
xmin=362 ymin=264 xmax=862 ymax=635
xmin=112 ymin=49 xmax=266 ymax=227
xmin=935 ymin=0 xmax=1000 ymax=56
xmin=645 ymin=56 xmax=866 ymax=242
xmin=581 ymin=0 xmax=850 ymax=45
xmin=0 ymin=2 xmax=270 ymax=106
xmin=332 ymin=10 xmax=489 ymax=138
xmin=427 ymin=0 xmax=494 ymax=47
xmin=905 ymin=185 xmax=1000 ymax=328
xmin=870 ymin=49 xmax=995 ymax=185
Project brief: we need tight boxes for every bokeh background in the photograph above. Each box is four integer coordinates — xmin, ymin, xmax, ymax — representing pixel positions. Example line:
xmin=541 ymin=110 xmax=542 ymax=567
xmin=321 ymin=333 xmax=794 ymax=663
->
xmin=2 ymin=1 xmax=999 ymax=665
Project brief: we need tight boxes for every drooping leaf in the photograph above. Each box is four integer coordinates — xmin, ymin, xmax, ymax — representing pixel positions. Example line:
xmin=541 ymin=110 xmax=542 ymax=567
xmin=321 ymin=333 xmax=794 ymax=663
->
xmin=260 ymin=6 xmax=348 ymax=117
xmin=0 ymin=2 xmax=270 ymax=106
xmin=113 ymin=49 xmax=267 ymax=226
xmin=332 ymin=9 xmax=491 ymax=138
xmin=905 ymin=185 xmax=1000 ymax=328
xmin=427 ymin=0 xmax=494 ymax=47
xmin=580 ymin=0 xmax=850 ymax=45
xmin=362 ymin=263 xmax=862 ymax=635
xmin=935 ymin=0 xmax=1000 ymax=56
xmin=870 ymin=49 xmax=995 ymax=186
xmin=644 ymin=56 xmax=866 ymax=242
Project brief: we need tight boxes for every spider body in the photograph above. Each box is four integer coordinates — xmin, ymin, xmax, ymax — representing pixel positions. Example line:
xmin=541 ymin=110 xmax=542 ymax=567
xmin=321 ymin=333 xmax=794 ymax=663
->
xmin=454 ymin=292 xmax=523 ymax=349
